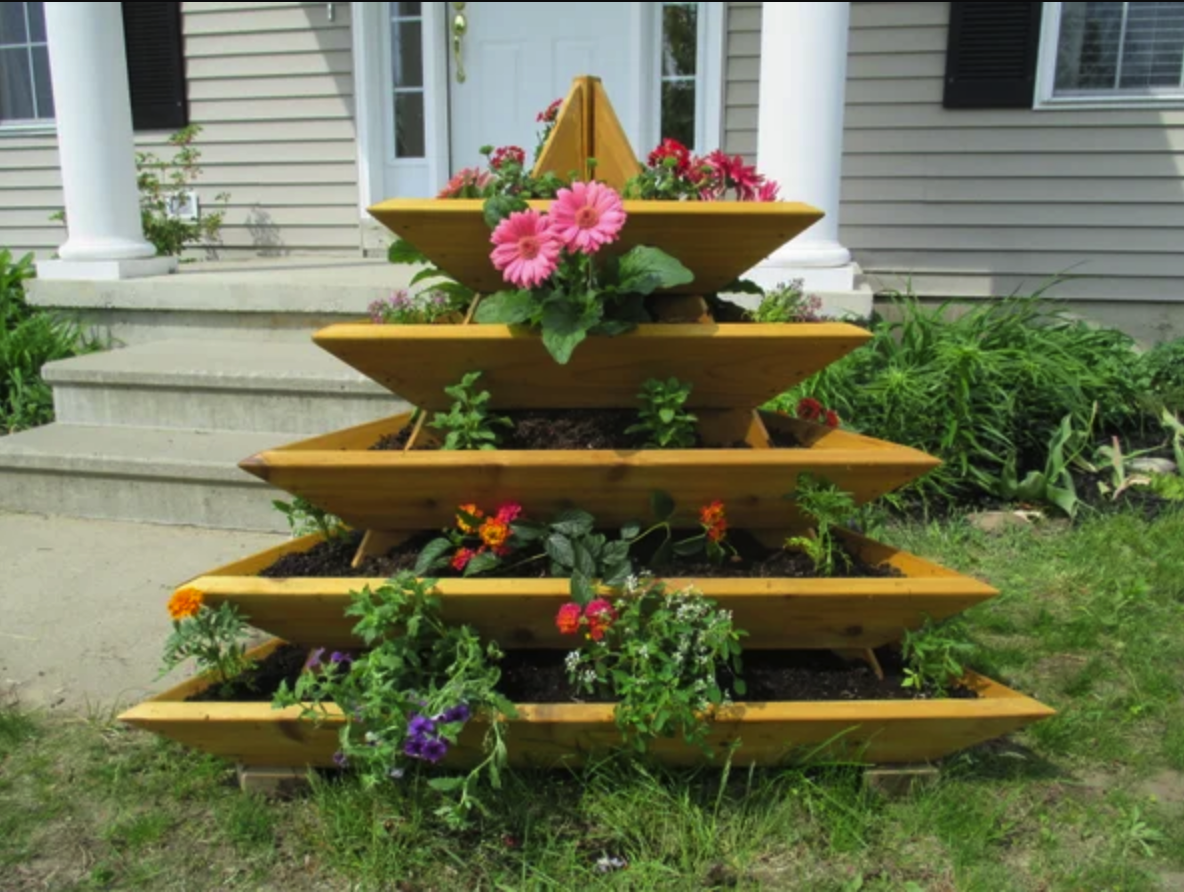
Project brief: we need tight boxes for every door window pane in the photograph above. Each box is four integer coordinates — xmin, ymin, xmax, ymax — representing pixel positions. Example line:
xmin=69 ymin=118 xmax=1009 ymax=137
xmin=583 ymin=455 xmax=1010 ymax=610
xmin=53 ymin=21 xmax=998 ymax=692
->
xmin=391 ymin=18 xmax=423 ymax=88
xmin=390 ymin=1 xmax=425 ymax=158
xmin=395 ymin=91 xmax=425 ymax=158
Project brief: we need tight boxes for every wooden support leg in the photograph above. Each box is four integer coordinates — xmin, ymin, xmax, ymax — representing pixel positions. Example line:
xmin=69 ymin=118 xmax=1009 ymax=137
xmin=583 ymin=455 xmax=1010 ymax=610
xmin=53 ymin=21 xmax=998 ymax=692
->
xmin=351 ymin=530 xmax=405 ymax=570
xmin=863 ymin=765 xmax=940 ymax=799
xmin=237 ymin=765 xmax=311 ymax=797
xmin=832 ymin=648 xmax=885 ymax=681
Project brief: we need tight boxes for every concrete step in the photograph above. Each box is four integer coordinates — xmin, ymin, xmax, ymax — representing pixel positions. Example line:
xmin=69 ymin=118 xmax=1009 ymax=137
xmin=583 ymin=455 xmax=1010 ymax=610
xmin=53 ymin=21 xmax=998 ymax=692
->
xmin=0 ymin=423 xmax=291 ymax=532
xmin=44 ymin=339 xmax=407 ymax=434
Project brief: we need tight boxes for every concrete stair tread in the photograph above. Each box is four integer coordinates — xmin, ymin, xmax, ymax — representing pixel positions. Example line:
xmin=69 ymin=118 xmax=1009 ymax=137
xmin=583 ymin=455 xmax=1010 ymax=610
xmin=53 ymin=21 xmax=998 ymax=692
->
xmin=0 ymin=423 xmax=284 ymax=483
xmin=43 ymin=339 xmax=387 ymax=394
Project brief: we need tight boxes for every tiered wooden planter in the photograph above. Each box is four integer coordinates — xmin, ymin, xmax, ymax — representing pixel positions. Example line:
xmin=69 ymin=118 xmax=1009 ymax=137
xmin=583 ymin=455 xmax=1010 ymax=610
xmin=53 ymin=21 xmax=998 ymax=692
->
xmin=120 ymin=79 xmax=1052 ymax=767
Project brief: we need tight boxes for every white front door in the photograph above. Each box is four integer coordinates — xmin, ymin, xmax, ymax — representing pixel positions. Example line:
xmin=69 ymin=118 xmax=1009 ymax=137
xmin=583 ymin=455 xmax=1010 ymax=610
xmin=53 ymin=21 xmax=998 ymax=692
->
xmin=445 ymin=2 xmax=641 ymax=173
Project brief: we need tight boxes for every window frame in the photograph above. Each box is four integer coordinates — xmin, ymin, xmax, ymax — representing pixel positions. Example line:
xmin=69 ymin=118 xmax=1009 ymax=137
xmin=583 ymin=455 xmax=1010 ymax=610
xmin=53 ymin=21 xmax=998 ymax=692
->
xmin=647 ymin=0 xmax=724 ymax=154
xmin=1035 ymin=0 xmax=1184 ymax=110
xmin=0 ymin=0 xmax=55 ymax=133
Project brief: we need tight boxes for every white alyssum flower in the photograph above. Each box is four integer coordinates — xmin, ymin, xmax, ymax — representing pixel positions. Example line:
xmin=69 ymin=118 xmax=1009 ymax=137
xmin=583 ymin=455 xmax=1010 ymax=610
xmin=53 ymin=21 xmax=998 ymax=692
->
xmin=582 ymin=669 xmax=598 ymax=686
xmin=565 ymin=651 xmax=581 ymax=672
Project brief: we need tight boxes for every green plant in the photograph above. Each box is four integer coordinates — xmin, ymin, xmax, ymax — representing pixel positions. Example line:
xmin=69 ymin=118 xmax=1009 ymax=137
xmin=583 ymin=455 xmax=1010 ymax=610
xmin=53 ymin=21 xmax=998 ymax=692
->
xmin=900 ymin=617 xmax=975 ymax=697
xmin=1140 ymin=338 xmax=1184 ymax=412
xmin=557 ymin=576 xmax=747 ymax=752
xmin=134 ymin=125 xmax=229 ymax=257
xmin=626 ymin=491 xmax=738 ymax=568
xmin=272 ymin=496 xmax=345 ymax=541
xmin=997 ymin=412 xmax=1086 ymax=517
xmin=387 ymin=240 xmax=476 ymax=315
xmin=161 ymin=589 xmax=255 ymax=697
xmin=784 ymin=473 xmax=856 ymax=576
xmin=626 ymin=377 xmax=698 ymax=448
xmin=274 ymin=572 xmax=515 ymax=826
xmin=429 ymin=371 xmax=512 ymax=450
xmin=746 ymin=279 xmax=823 ymax=323
xmin=368 ymin=289 xmax=464 ymax=325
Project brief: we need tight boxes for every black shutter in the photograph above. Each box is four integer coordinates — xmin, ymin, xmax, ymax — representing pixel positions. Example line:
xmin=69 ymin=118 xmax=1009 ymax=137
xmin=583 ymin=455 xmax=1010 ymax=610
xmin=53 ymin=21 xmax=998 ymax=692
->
xmin=121 ymin=2 xmax=188 ymax=131
xmin=944 ymin=2 xmax=1043 ymax=109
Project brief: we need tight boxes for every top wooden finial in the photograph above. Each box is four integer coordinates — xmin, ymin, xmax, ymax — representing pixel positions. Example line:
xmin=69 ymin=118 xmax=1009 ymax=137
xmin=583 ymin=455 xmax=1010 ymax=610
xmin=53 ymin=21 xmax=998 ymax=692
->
xmin=531 ymin=76 xmax=642 ymax=191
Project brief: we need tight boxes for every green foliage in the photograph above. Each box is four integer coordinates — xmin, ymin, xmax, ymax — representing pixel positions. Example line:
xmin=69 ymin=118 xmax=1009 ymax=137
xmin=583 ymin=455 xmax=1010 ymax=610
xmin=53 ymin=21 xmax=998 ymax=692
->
xmin=273 ymin=572 xmax=515 ymax=826
xmin=784 ymin=474 xmax=856 ymax=576
xmin=564 ymin=577 xmax=747 ymax=752
xmin=272 ymin=496 xmax=344 ymax=541
xmin=474 ymin=242 xmax=693 ymax=365
xmin=429 ymin=371 xmax=512 ymax=450
xmin=626 ymin=377 xmax=698 ymax=449
xmin=746 ymin=279 xmax=823 ymax=323
xmin=771 ymin=291 xmax=1155 ymax=508
xmin=161 ymin=603 xmax=255 ymax=696
xmin=1139 ymin=337 xmax=1184 ymax=412
xmin=997 ymin=413 xmax=1085 ymax=517
xmin=386 ymin=240 xmax=476 ymax=314
xmin=517 ymin=509 xmax=634 ymax=603
xmin=901 ymin=617 xmax=975 ymax=697
xmin=627 ymin=490 xmax=737 ymax=568
xmin=0 ymin=249 xmax=101 ymax=434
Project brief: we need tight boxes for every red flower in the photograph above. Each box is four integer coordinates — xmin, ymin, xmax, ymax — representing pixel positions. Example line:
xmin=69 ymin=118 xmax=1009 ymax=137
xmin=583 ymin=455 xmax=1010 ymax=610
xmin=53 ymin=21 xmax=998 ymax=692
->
xmin=537 ymin=99 xmax=563 ymax=123
xmin=699 ymin=500 xmax=728 ymax=543
xmin=495 ymin=502 xmax=523 ymax=524
xmin=585 ymin=599 xmax=617 ymax=642
xmin=797 ymin=398 xmax=824 ymax=423
xmin=647 ymin=138 xmax=692 ymax=174
xmin=490 ymin=145 xmax=526 ymax=171
xmin=757 ymin=179 xmax=781 ymax=202
xmin=825 ymin=409 xmax=840 ymax=429
xmin=556 ymin=602 xmax=583 ymax=635
xmin=451 ymin=548 xmax=477 ymax=571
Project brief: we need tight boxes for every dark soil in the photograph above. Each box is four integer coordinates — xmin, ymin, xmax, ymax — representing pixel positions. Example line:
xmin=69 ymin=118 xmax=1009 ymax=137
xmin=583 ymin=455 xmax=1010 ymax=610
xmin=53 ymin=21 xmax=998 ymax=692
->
xmin=258 ymin=527 xmax=899 ymax=581
xmin=766 ymin=423 xmax=804 ymax=448
xmin=186 ymin=642 xmax=308 ymax=703
xmin=370 ymin=424 xmax=415 ymax=452
xmin=498 ymin=647 xmax=974 ymax=703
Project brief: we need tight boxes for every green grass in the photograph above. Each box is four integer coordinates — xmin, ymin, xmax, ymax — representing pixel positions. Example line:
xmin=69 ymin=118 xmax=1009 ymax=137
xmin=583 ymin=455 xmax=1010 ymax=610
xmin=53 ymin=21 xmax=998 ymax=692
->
xmin=3 ymin=510 xmax=1183 ymax=890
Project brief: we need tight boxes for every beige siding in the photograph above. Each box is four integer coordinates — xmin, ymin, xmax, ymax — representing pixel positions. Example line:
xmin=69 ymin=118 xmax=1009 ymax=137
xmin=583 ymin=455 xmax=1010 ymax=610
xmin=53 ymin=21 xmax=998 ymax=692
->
xmin=0 ymin=1 xmax=360 ymax=259
xmin=724 ymin=1 xmax=1184 ymax=305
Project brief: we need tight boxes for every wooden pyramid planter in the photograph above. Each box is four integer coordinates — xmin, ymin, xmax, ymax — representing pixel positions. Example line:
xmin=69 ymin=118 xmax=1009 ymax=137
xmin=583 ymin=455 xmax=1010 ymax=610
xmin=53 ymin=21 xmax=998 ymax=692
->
xmin=121 ymin=75 xmax=1052 ymax=777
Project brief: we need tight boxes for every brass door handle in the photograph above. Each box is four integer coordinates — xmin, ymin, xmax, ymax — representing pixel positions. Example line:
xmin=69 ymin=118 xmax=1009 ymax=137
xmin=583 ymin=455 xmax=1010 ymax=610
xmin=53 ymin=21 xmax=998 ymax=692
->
xmin=452 ymin=4 xmax=468 ymax=84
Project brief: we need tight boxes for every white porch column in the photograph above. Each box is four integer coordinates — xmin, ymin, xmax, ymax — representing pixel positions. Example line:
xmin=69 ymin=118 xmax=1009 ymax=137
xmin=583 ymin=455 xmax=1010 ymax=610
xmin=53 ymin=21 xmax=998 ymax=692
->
xmin=38 ymin=2 xmax=174 ymax=280
xmin=749 ymin=1 xmax=855 ymax=292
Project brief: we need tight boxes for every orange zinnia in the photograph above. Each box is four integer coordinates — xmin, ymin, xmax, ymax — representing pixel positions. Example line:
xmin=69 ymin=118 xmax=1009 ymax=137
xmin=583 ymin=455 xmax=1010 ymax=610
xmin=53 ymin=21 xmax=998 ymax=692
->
xmin=479 ymin=518 xmax=510 ymax=550
xmin=168 ymin=586 xmax=203 ymax=621
xmin=699 ymin=500 xmax=728 ymax=543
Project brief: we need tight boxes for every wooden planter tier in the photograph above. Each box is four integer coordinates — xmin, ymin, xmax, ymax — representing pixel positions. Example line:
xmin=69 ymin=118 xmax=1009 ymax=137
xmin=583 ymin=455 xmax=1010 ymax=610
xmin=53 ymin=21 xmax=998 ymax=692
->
xmin=367 ymin=199 xmax=824 ymax=298
xmin=184 ymin=529 xmax=997 ymax=651
xmin=238 ymin=411 xmax=940 ymax=533
xmin=119 ymin=640 xmax=1054 ymax=769
xmin=314 ymin=318 xmax=871 ymax=411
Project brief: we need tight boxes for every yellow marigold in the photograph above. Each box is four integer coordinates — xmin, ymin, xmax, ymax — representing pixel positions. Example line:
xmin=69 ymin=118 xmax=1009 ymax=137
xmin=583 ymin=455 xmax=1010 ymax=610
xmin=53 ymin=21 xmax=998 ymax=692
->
xmin=168 ymin=586 xmax=204 ymax=621
xmin=457 ymin=503 xmax=484 ymax=534
xmin=479 ymin=518 xmax=510 ymax=549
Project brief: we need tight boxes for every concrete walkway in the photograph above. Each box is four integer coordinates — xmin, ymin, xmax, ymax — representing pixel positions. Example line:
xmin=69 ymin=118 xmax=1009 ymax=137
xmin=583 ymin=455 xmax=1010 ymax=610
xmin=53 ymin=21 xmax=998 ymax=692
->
xmin=0 ymin=511 xmax=285 ymax=713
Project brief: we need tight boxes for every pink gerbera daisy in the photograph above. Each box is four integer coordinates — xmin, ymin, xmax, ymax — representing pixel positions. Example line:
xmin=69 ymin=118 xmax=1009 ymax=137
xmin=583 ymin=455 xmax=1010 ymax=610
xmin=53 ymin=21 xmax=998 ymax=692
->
xmin=549 ymin=182 xmax=626 ymax=255
xmin=490 ymin=210 xmax=562 ymax=289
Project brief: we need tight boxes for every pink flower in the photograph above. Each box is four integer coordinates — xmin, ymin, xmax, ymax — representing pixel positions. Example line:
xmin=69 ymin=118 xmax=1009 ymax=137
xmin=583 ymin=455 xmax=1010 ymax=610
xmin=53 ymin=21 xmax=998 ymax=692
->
xmin=556 ymin=602 xmax=583 ymax=635
xmin=537 ymin=99 xmax=563 ymax=124
xmin=490 ymin=145 xmax=526 ymax=171
xmin=490 ymin=210 xmax=562 ymax=289
xmin=757 ymin=179 xmax=780 ymax=202
xmin=647 ymin=138 xmax=692 ymax=174
xmin=495 ymin=502 xmax=523 ymax=524
xmin=584 ymin=599 xmax=618 ymax=642
xmin=451 ymin=548 xmax=477 ymax=571
xmin=549 ymin=182 xmax=626 ymax=256
xmin=438 ymin=167 xmax=492 ymax=199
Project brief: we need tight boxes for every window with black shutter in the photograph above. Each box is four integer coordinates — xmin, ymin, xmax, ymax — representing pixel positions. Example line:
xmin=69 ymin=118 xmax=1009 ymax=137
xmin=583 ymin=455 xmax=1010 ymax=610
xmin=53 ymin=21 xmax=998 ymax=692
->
xmin=944 ymin=2 xmax=1043 ymax=109
xmin=121 ymin=1 xmax=187 ymax=131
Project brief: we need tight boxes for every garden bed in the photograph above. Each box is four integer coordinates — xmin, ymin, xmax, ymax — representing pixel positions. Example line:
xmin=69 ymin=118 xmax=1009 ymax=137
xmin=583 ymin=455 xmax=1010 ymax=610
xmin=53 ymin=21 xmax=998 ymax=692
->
xmin=182 ymin=528 xmax=997 ymax=651
xmin=120 ymin=639 xmax=1052 ymax=769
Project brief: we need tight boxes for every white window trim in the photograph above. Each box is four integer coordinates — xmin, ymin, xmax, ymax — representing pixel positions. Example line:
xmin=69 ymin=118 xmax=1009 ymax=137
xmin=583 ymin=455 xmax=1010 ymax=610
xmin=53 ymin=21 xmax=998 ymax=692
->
xmin=1035 ymin=0 xmax=1184 ymax=110
xmin=641 ymin=1 xmax=725 ymax=153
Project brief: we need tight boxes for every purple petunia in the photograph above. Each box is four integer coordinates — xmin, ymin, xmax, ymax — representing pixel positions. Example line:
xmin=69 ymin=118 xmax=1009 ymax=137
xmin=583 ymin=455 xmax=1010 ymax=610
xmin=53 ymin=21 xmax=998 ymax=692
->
xmin=330 ymin=651 xmax=354 ymax=666
xmin=407 ymin=714 xmax=436 ymax=739
xmin=421 ymin=738 xmax=449 ymax=764
xmin=306 ymin=647 xmax=326 ymax=671
xmin=403 ymin=737 xmax=425 ymax=759
xmin=333 ymin=750 xmax=348 ymax=769
xmin=441 ymin=704 xmax=471 ymax=724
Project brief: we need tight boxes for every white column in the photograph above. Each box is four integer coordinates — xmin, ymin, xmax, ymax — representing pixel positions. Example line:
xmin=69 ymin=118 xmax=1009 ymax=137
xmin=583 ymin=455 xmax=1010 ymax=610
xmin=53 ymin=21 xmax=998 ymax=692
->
xmin=38 ymin=2 xmax=174 ymax=280
xmin=749 ymin=1 xmax=856 ymax=293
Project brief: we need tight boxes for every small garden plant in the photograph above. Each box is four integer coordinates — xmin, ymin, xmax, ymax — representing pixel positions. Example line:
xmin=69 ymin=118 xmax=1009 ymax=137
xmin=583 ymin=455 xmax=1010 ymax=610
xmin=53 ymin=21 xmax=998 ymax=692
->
xmin=626 ymin=377 xmax=698 ymax=448
xmin=430 ymin=371 xmax=512 ymax=450
xmin=274 ymin=571 xmax=515 ymax=826
xmin=784 ymin=473 xmax=856 ymax=576
xmin=624 ymin=138 xmax=780 ymax=202
xmin=161 ymin=588 xmax=256 ymax=697
xmin=368 ymin=289 xmax=462 ymax=325
xmin=556 ymin=575 xmax=747 ymax=752
xmin=746 ymin=279 xmax=823 ymax=323
xmin=901 ymin=617 xmax=976 ymax=697
xmin=273 ymin=496 xmax=345 ymax=541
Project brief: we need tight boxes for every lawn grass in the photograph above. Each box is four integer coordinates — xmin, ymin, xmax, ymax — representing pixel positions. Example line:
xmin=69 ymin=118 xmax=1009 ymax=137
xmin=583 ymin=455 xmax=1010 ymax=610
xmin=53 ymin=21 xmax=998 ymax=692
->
xmin=3 ymin=509 xmax=1183 ymax=891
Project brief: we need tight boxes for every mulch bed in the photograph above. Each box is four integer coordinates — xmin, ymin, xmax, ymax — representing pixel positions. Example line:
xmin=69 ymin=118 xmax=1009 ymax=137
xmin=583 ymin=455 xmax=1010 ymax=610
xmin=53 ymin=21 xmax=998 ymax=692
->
xmin=190 ymin=643 xmax=972 ymax=703
xmin=259 ymin=528 xmax=899 ymax=581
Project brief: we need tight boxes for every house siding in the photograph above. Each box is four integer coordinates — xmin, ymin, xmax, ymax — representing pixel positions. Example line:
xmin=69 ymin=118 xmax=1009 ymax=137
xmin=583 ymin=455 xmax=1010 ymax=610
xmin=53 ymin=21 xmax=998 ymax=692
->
xmin=726 ymin=1 xmax=1184 ymax=305
xmin=0 ymin=1 xmax=360 ymax=259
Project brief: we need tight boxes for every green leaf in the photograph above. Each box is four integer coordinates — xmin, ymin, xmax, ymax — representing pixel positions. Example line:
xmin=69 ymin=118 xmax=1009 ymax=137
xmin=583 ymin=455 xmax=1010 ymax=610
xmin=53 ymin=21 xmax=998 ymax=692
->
xmin=571 ymin=571 xmax=596 ymax=606
xmin=651 ymin=490 xmax=676 ymax=521
xmin=673 ymin=538 xmax=704 ymax=557
xmin=620 ymin=520 xmax=642 ymax=539
xmin=572 ymin=543 xmax=597 ymax=577
xmin=428 ymin=777 xmax=466 ymax=792
xmin=659 ymin=408 xmax=676 ymax=424
xmin=589 ymin=318 xmax=638 ymax=337
xmin=539 ymin=295 xmax=602 ymax=365
xmin=409 ymin=267 xmax=445 ymax=286
xmin=551 ymin=509 xmax=595 ymax=537
xmin=463 ymin=551 xmax=501 ymax=577
xmin=733 ymin=679 xmax=748 ymax=698
xmin=511 ymin=520 xmax=547 ymax=542
xmin=414 ymin=538 xmax=453 ymax=575
xmin=545 ymin=534 xmax=576 ymax=568
xmin=603 ymin=561 xmax=632 ymax=587
xmin=483 ymin=194 xmax=530 ymax=229
xmin=652 ymin=538 xmax=674 ymax=568
xmin=541 ymin=326 xmax=587 ymax=365
xmin=388 ymin=239 xmax=428 ymax=265
xmin=617 ymin=246 xmax=694 ymax=296
xmin=474 ymin=290 xmax=536 ymax=326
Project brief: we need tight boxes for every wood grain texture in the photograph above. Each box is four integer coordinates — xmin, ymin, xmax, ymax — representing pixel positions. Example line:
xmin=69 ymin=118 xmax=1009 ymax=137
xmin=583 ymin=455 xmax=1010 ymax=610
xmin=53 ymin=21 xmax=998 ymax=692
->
xmin=238 ymin=413 xmax=940 ymax=532
xmin=530 ymin=75 xmax=641 ymax=189
xmin=365 ymin=199 xmax=823 ymax=297
xmin=119 ymin=653 xmax=1054 ymax=768
xmin=313 ymin=321 xmax=870 ymax=410
xmin=189 ymin=527 xmax=995 ymax=651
